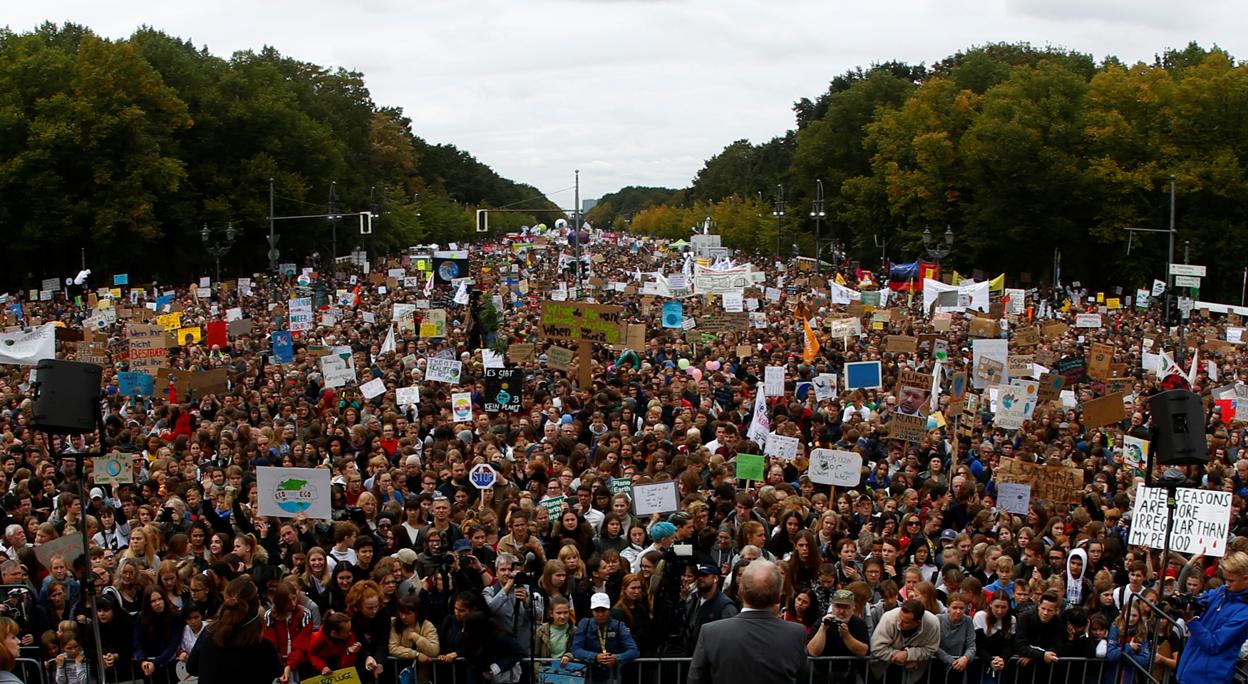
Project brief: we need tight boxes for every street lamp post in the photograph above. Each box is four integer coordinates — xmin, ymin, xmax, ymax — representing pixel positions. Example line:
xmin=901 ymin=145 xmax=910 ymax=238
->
xmin=201 ymin=222 xmax=236 ymax=285
xmin=922 ymin=225 xmax=954 ymax=268
xmin=772 ymin=184 xmax=785 ymax=259
xmin=811 ymin=179 xmax=825 ymax=270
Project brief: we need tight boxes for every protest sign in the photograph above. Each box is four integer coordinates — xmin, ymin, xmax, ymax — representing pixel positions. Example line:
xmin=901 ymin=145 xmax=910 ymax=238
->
xmin=1056 ymin=356 xmax=1086 ymax=385
xmin=271 ymin=331 xmax=294 ymax=363
xmin=632 ymin=481 xmax=680 ymax=516
xmin=972 ymin=338 xmax=1008 ymax=388
xmin=764 ymin=366 xmax=785 ymax=396
xmin=451 ymin=392 xmax=473 ymax=421
xmin=1075 ymin=313 xmax=1102 ymax=328
xmin=506 ymin=343 xmax=535 ymax=363
xmin=974 ymin=356 xmax=1004 ymax=388
xmin=35 ymin=535 xmax=83 ymax=572
xmin=546 ymin=346 xmax=575 ymax=371
xmin=722 ymin=291 xmax=744 ymax=312
xmin=484 ymin=367 xmax=522 ymax=413
xmin=888 ymin=414 xmax=929 ymax=443
xmin=1122 ymin=435 xmax=1149 ymax=473
xmin=735 ymin=454 xmax=766 ymax=482
xmin=1088 ymin=342 xmax=1114 ymax=381
xmin=895 ymin=371 xmax=933 ymax=417
xmin=538 ymin=496 xmax=565 ymax=523
xmin=288 ymin=298 xmax=313 ymax=333
xmin=1042 ymin=321 xmax=1068 ymax=339
xmin=256 ymin=467 xmax=332 ymax=520
xmin=118 ymin=371 xmax=154 ymax=397
xmin=996 ymin=482 xmax=1031 ymax=516
xmin=828 ymin=318 xmax=861 ymax=338
xmin=995 ymin=456 xmax=1083 ymax=504
xmin=1012 ymin=326 xmax=1041 ymax=347
xmin=969 ymin=317 xmax=999 ymax=338
xmin=807 ymin=449 xmax=862 ymax=486
xmin=127 ymin=323 xmax=167 ymax=374
xmin=425 ymin=357 xmax=463 ymax=384
xmin=1082 ymin=392 xmax=1125 ymax=429
xmin=360 ymin=377 xmax=386 ymax=400
xmin=396 ymin=386 xmax=420 ymax=407
xmin=1007 ymin=355 xmax=1035 ymax=378
xmin=420 ymin=309 xmax=447 ymax=338
xmin=319 ymin=352 xmax=356 ymax=388
xmin=885 ymin=335 xmax=918 ymax=354
xmin=946 ymin=371 xmax=968 ymax=415
xmin=92 ymin=454 xmax=133 ymax=485
xmin=539 ymin=301 xmax=624 ymax=344
xmin=1037 ymin=372 xmax=1065 ymax=403
xmin=1129 ymin=484 xmax=1231 ymax=556
xmin=812 ymin=374 xmax=837 ymax=401
xmin=0 ymin=323 xmax=56 ymax=366
xmin=994 ymin=381 xmax=1036 ymax=430
xmin=764 ymin=433 xmax=800 ymax=461
xmin=844 ymin=361 xmax=882 ymax=390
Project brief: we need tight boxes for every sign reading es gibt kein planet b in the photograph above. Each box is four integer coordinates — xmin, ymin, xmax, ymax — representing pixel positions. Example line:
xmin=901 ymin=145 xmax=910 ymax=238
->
xmin=257 ymin=466 xmax=332 ymax=520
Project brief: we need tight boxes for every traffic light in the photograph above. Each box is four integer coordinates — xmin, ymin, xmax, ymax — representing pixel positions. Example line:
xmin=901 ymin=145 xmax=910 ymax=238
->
xmin=476 ymin=209 xmax=489 ymax=233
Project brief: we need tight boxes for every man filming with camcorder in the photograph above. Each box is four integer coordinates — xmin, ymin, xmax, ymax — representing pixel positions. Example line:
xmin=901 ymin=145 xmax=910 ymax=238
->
xmin=483 ymin=552 xmax=541 ymax=657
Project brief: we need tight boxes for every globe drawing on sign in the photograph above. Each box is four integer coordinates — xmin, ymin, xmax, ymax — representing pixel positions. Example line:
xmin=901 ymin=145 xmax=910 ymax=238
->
xmin=438 ymin=260 xmax=462 ymax=281
xmin=495 ymin=390 xmax=511 ymax=405
xmin=105 ymin=459 xmax=124 ymax=478
xmin=273 ymin=478 xmax=318 ymax=514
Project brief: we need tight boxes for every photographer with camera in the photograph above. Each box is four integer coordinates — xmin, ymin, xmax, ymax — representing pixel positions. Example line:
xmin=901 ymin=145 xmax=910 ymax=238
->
xmin=807 ymin=589 xmax=869 ymax=682
xmin=482 ymin=553 xmax=540 ymax=657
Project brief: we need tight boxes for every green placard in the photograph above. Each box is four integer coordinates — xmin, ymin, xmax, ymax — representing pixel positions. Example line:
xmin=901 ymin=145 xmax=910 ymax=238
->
xmin=610 ymin=477 xmax=633 ymax=496
xmin=735 ymin=453 xmax=765 ymax=482
xmin=539 ymin=496 xmax=564 ymax=523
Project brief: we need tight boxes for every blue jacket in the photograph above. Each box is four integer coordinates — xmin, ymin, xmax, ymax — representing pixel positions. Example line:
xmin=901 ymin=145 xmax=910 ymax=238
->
xmin=571 ymin=617 xmax=640 ymax=681
xmin=1176 ymin=585 xmax=1248 ymax=684
xmin=1103 ymin=625 xmax=1150 ymax=684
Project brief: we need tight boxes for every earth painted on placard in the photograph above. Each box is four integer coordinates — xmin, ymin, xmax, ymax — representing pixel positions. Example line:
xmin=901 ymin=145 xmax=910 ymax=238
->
xmin=273 ymin=478 xmax=317 ymax=514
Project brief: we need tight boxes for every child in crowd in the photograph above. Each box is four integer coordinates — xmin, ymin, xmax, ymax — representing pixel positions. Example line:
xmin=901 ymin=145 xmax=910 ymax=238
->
xmin=178 ymin=603 xmax=209 ymax=661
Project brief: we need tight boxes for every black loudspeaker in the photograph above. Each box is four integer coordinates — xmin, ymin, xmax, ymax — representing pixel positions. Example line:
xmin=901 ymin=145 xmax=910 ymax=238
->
xmin=1150 ymin=389 xmax=1209 ymax=466
xmin=31 ymin=359 xmax=102 ymax=435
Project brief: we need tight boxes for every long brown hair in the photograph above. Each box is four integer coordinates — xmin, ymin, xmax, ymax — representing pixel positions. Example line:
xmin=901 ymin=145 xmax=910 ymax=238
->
xmin=0 ymin=616 xmax=17 ymax=671
xmin=211 ymin=576 xmax=263 ymax=647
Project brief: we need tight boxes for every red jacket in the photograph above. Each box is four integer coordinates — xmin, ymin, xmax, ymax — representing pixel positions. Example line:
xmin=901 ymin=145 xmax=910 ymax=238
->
xmin=302 ymin=627 xmax=357 ymax=673
xmin=262 ymin=606 xmax=315 ymax=664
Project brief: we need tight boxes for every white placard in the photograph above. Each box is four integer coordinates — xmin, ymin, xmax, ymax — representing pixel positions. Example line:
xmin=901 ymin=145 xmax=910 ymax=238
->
xmin=360 ymin=377 xmax=386 ymax=400
xmin=722 ymin=290 xmax=744 ymax=313
xmin=0 ymin=323 xmax=56 ymax=366
xmin=764 ymin=433 xmax=800 ymax=461
xmin=812 ymin=374 xmax=838 ymax=401
xmin=426 ymin=357 xmax=463 ymax=384
xmin=288 ymin=297 xmax=313 ymax=333
xmin=1075 ymin=313 xmax=1102 ymax=328
xmin=632 ymin=481 xmax=680 ymax=516
xmin=807 ymin=449 xmax=862 ymax=486
xmin=1129 ymin=483 xmax=1232 ymax=556
xmin=996 ymin=482 xmax=1032 ymax=516
xmin=482 ymin=348 xmax=505 ymax=369
xmin=764 ymin=366 xmax=785 ymax=396
xmin=396 ymin=386 xmax=421 ymax=407
xmin=362 ymin=312 xmax=376 ymax=324
xmin=452 ymin=392 xmax=473 ymax=421
xmin=256 ymin=467 xmax=332 ymax=520
xmin=226 ymin=307 xmax=243 ymax=322
xmin=319 ymin=352 xmax=357 ymax=388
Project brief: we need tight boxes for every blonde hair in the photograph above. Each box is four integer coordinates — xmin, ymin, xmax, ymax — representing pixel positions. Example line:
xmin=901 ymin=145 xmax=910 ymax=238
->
xmin=1222 ymin=551 xmax=1248 ymax=578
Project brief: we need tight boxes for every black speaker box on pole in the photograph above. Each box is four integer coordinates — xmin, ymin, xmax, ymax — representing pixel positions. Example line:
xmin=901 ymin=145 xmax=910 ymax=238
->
xmin=1150 ymin=389 xmax=1209 ymax=466
xmin=31 ymin=359 xmax=102 ymax=435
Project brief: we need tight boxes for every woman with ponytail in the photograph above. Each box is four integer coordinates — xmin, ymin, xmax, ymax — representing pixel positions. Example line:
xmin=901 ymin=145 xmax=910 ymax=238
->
xmin=187 ymin=576 xmax=282 ymax=684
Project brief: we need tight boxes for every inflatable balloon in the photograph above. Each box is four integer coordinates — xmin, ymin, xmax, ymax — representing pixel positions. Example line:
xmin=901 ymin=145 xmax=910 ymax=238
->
xmin=555 ymin=218 xmax=568 ymax=229
xmin=678 ymin=358 xmax=690 ymax=370
xmin=688 ymin=368 xmax=703 ymax=381
xmin=706 ymin=360 xmax=721 ymax=372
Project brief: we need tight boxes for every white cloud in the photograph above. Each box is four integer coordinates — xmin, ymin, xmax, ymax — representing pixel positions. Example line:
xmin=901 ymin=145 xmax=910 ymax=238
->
xmin=6 ymin=0 xmax=1248 ymax=202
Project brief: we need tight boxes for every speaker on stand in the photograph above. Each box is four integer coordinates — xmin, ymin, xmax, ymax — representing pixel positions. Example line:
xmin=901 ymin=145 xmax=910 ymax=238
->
xmin=29 ymin=359 xmax=110 ymax=681
xmin=1144 ymin=389 xmax=1208 ymax=603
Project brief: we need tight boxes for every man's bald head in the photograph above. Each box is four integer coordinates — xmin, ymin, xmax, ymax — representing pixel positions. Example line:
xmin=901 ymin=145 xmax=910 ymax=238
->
xmin=738 ymin=558 xmax=783 ymax=610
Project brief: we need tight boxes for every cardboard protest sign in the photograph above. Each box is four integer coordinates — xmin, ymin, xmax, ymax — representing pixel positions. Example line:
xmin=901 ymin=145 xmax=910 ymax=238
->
xmin=807 ymin=449 xmax=862 ymax=486
xmin=974 ymin=356 xmax=1004 ymax=388
xmin=320 ymin=352 xmax=357 ymax=388
xmin=995 ymin=456 xmax=1084 ymax=504
xmin=1012 ymin=326 xmax=1041 ymax=347
xmin=256 ymin=466 xmax=332 ymax=520
xmin=1087 ymin=342 xmax=1114 ymax=381
xmin=1129 ymin=483 xmax=1232 ymax=556
xmin=888 ymin=414 xmax=929 ymax=443
xmin=812 ymin=374 xmax=837 ymax=401
xmin=1037 ymin=372 xmax=1065 ymax=402
xmin=996 ymin=482 xmax=1031 ymax=515
xmin=546 ymin=346 xmax=575 ymax=371
xmin=1082 ymin=392 xmax=1126 ymax=429
xmin=968 ymin=317 xmax=999 ymax=338
xmin=127 ymin=323 xmax=167 ymax=374
xmin=507 ymin=343 xmax=535 ymax=363
xmin=539 ymin=301 xmax=624 ymax=344
xmin=1007 ymin=355 xmax=1035 ymax=378
xmin=1042 ymin=321 xmax=1068 ymax=339
xmin=419 ymin=309 xmax=447 ymax=338
xmin=396 ymin=386 xmax=420 ymax=407
xmin=1075 ymin=313 xmax=1102 ymax=328
xmin=360 ymin=377 xmax=386 ymax=400
xmin=972 ymin=339 xmax=1008 ymax=389
xmin=1122 ymin=435 xmax=1149 ymax=473
xmin=35 ymin=535 xmax=84 ymax=573
xmin=1056 ymin=356 xmax=1086 ymax=385
xmin=946 ymin=371 xmax=968 ymax=415
xmin=93 ymin=455 xmax=133 ymax=485
xmin=885 ymin=335 xmax=918 ymax=354
xmin=118 ymin=371 xmax=154 ymax=397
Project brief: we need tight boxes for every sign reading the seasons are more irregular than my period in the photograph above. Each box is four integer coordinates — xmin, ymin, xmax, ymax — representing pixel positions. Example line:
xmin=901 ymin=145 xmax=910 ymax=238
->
xmin=1129 ymin=484 xmax=1232 ymax=557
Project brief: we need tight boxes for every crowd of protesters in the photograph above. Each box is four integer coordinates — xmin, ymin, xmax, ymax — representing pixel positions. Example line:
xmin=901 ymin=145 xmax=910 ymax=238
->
xmin=0 ymin=227 xmax=1245 ymax=684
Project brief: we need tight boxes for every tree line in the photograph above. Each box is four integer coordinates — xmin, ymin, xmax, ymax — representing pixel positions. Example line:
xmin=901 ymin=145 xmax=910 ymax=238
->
xmin=588 ymin=42 xmax=1248 ymax=301
xmin=0 ymin=23 xmax=558 ymax=288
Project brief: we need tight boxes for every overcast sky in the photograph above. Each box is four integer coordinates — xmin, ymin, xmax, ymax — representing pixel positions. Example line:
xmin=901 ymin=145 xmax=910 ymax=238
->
xmin=8 ymin=1 xmax=1248 ymax=205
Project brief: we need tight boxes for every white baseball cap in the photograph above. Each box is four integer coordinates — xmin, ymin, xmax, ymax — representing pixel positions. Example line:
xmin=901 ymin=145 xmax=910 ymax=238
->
xmin=590 ymin=592 xmax=611 ymax=610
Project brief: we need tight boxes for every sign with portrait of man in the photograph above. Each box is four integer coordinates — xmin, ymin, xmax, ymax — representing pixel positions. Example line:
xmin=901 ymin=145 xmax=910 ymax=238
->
xmin=894 ymin=371 xmax=933 ymax=417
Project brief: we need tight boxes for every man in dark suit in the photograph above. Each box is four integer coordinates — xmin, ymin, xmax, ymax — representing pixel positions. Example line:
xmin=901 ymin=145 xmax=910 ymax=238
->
xmin=689 ymin=559 xmax=809 ymax=684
